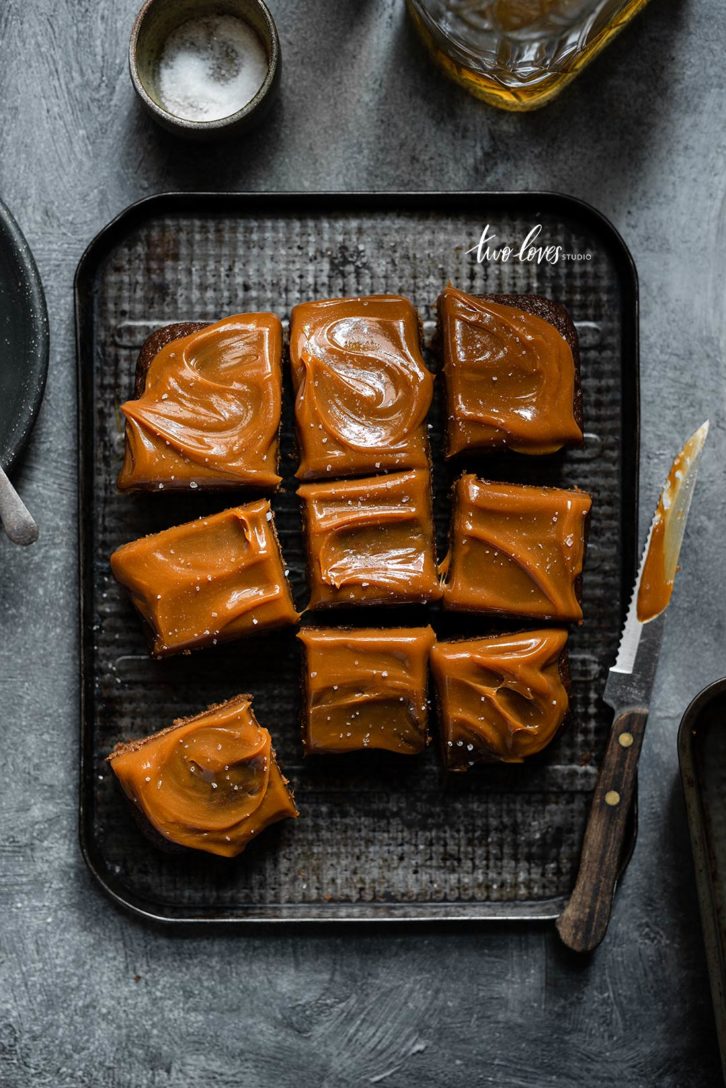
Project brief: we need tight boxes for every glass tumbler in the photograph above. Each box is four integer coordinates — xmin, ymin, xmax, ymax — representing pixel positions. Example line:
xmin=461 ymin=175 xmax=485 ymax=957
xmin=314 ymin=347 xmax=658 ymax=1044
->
xmin=406 ymin=0 xmax=653 ymax=110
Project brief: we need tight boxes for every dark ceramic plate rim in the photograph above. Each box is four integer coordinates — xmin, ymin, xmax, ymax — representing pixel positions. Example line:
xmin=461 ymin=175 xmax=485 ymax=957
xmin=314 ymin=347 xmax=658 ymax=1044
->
xmin=0 ymin=199 xmax=49 ymax=470
xmin=678 ymin=678 xmax=726 ymax=1081
xmin=74 ymin=190 xmax=640 ymax=925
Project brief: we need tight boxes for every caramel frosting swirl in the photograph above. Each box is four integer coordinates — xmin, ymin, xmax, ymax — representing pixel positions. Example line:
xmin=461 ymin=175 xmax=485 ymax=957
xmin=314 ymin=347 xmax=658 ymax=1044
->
xmin=442 ymin=474 xmax=590 ymax=622
xmin=109 ymin=695 xmax=298 ymax=857
xmin=299 ymin=470 xmax=441 ymax=608
xmin=438 ymin=287 xmax=583 ymax=456
xmin=298 ymin=626 xmax=436 ymax=754
xmin=290 ymin=295 xmax=433 ymax=479
xmin=431 ymin=629 xmax=569 ymax=767
xmin=110 ymin=501 xmax=299 ymax=656
xmin=119 ymin=313 xmax=283 ymax=491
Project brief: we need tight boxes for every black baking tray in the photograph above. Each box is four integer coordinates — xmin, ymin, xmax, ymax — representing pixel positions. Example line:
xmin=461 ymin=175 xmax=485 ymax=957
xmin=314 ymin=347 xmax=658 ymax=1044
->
xmin=75 ymin=191 xmax=639 ymax=924
xmin=679 ymin=679 xmax=726 ymax=1082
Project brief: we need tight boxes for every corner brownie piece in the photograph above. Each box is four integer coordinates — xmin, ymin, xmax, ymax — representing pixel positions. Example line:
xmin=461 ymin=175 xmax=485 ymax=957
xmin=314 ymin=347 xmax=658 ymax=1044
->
xmin=431 ymin=629 xmax=570 ymax=768
xmin=441 ymin=473 xmax=591 ymax=622
xmin=289 ymin=295 xmax=433 ymax=479
xmin=110 ymin=500 xmax=299 ymax=657
xmin=118 ymin=313 xmax=283 ymax=491
xmin=108 ymin=694 xmax=298 ymax=857
xmin=298 ymin=626 xmax=436 ymax=754
xmin=437 ymin=287 xmax=583 ymax=456
xmin=298 ymin=469 xmax=442 ymax=608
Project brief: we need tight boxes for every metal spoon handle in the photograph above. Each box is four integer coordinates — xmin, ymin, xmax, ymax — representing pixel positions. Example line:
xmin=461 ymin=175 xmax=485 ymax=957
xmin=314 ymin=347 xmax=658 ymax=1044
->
xmin=0 ymin=464 xmax=38 ymax=545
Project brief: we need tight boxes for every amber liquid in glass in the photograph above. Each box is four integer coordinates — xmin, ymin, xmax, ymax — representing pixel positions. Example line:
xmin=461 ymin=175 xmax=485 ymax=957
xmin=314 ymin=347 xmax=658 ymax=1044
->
xmin=407 ymin=0 xmax=652 ymax=110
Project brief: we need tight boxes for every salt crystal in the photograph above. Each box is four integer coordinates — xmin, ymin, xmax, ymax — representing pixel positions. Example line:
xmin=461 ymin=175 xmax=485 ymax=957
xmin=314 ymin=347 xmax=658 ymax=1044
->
xmin=157 ymin=15 xmax=268 ymax=123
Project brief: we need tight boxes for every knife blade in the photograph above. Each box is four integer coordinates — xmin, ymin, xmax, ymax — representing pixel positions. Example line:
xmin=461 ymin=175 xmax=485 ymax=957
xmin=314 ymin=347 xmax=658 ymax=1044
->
xmin=556 ymin=421 xmax=709 ymax=953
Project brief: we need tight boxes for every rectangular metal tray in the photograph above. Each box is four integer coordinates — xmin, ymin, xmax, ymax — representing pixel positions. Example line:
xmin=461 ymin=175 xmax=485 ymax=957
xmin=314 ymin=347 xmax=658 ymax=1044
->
xmin=75 ymin=191 xmax=639 ymax=924
xmin=679 ymin=679 xmax=726 ymax=1081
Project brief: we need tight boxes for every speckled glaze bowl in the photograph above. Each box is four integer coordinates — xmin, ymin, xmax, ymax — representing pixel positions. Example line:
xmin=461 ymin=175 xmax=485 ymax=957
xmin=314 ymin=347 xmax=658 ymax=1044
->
xmin=129 ymin=0 xmax=280 ymax=139
xmin=0 ymin=200 xmax=49 ymax=471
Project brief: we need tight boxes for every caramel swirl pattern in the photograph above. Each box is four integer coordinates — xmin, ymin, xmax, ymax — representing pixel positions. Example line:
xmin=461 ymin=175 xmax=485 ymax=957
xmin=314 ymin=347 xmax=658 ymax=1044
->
xmin=290 ymin=296 xmax=433 ymax=479
xmin=109 ymin=695 xmax=298 ymax=857
xmin=442 ymin=474 xmax=591 ymax=621
xmin=298 ymin=626 xmax=436 ymax=754
xmin=110 ymin=501 xmax=299 ymax=656
xmin=438 ymin=287 xmax=582 ymax=455
xmin=298 ymin=470 xmax=441 ymax=607
xmin=431 ymin=630 xmax=569 ymax=767
xmin=119 ymin=313 xmax=283 ymax=490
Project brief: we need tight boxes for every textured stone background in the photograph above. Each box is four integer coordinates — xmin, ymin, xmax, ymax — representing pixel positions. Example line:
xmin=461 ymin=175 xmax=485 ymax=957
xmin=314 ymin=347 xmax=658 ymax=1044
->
xmin=0 ymin=0 xmax=725 ymax=1085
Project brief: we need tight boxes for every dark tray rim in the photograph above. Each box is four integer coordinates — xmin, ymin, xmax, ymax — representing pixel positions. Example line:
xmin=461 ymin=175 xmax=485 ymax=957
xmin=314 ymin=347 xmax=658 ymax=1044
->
xmin=0 ymin=198 xmax=50 ymax=472
xmin=678 ymin=677 xmax=726 ymax=1081
xmin=75 ymin=189 xmax=640 ymax=926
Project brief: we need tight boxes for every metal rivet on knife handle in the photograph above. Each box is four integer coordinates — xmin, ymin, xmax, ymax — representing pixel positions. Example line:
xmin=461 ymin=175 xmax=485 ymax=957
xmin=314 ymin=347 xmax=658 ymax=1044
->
xmin=605 ymin=791 xmax=621 ymax=806
xmin=618 ymin=732 xmax=634 ymax=748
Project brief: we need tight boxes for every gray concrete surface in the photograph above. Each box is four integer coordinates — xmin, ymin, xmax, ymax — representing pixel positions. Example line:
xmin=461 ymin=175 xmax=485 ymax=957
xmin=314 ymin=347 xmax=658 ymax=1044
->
xmin=1 ymin=0 xmax=725 ymax=1084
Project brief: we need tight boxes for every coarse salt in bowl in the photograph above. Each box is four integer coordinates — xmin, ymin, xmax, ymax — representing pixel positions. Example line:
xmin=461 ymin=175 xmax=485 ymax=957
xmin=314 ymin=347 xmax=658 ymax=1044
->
xmin=129 ymin=0 xmax=280 ymax=139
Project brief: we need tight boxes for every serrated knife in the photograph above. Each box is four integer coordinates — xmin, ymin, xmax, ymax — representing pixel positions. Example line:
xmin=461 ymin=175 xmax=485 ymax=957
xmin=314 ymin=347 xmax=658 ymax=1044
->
xmin=556 ymin=421 xmax=709 ymax=953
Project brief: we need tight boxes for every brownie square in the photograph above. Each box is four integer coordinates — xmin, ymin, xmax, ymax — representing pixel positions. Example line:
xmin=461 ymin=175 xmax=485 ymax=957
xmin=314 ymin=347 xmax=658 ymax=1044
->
xmin=437 ymin=287 xmax=583 ymax=456
xmin=298 ymin=626 xmax=436 ymax=754
xmin=108 ymin=693 xmax=298 ymax=857
xmin=289 ymin=295 xmax=433 ymax=479
xmin=110 ymin=500 xmax=299 ymax=656
xmin=441 ymin=474 xmax=591 ymax=621
xmin=298 ymin=469 xmax=442 ymax=608
xmin=118 ymin=313 xmax=283 ymax=491
xmin=430 ymin=629 xmax=570 ymax=768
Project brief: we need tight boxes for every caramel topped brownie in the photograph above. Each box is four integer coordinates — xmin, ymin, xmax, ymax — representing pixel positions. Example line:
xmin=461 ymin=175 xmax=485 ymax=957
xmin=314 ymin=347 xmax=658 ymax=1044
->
xmin=430 ymin=629 xmax=570 ymax=768
xmin=298 ymin=626 xmax=436 ymax=754
xmin=118 ymin=313 xmax=283 ymax=491
xmin=298 ymin=469 xmax=441 ymax=608
xmin=437 ymin=288 xmax=583 ymax=456
xmin=441 ymin=474 xmax=591 ymax=621
xmin=108 ymin=694 xmax=298 ymax=857
xmin=289 ymin=295 xmax=433 ymax=479
xmin=110 ymin=500 xmax=299 ymax=656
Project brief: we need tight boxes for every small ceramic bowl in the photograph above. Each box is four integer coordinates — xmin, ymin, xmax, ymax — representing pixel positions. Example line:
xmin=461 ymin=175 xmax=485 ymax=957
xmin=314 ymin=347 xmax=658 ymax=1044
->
xmin=129 ymin=0 xmax=280 ymax=139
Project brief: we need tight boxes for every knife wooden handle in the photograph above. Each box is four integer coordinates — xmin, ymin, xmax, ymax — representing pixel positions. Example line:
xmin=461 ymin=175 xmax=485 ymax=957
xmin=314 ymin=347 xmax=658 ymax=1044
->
xmin=555 ymin=705 xmax=648 ymax=953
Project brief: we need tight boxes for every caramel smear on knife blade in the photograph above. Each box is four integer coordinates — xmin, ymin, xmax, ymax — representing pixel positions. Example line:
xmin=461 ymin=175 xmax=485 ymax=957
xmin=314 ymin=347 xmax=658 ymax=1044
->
xmin=637 ymin=421 xmax=709 ymax=622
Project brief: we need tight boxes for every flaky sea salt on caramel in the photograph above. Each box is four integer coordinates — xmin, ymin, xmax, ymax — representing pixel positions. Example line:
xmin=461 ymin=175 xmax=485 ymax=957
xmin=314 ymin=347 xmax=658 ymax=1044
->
xmin=298 ymin=469 xmax=441 ymax=608
xmin=437 ymin=287 xmax=583 ymax=456
xmin=441 ymin=474 xmax=591 ymax=622
xmin=298 ymin=626 xmax=436 ymax=754
xmin=108 ymin=694 xmax=297 ymax=857
xmin=289 ymin=295 xmax=433 ymax=479
xmin=431 ymin=629 xmax=570 ymax=768
xmin=110 ymin=500 xmax=298 ymax=656
xmin=118 ymin=313 xmax=283 ymax=491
